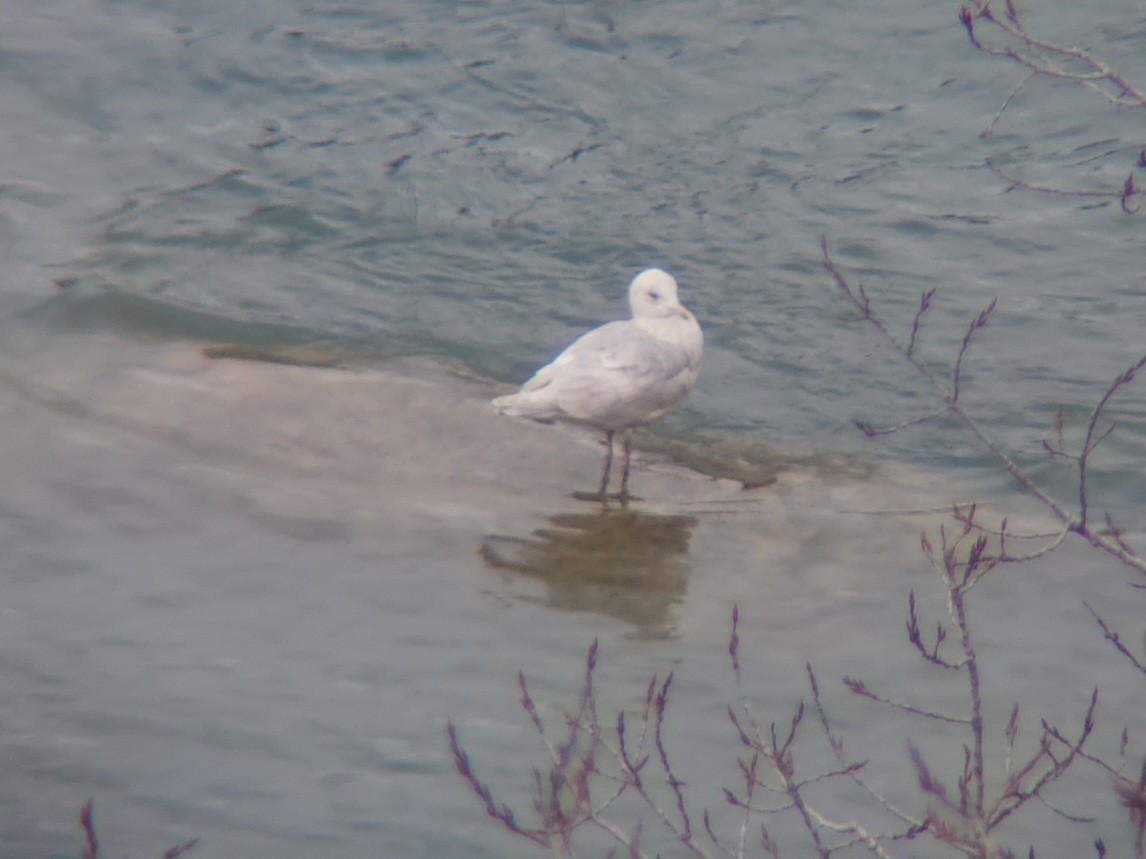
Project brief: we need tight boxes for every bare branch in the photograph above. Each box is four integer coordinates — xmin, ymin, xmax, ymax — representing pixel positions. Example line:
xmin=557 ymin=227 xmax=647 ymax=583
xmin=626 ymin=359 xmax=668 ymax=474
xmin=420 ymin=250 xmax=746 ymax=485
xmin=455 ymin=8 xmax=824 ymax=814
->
xmin=447 ymin=720 xmax=547 ymax=845
xmin=1084 ymin=602 xmax=1146 ymax=677
xmin=952 ymin=298 xmax=997 ymax=405
xmin=986 ymin=159 xmax=1146 ymax=212
xmin=906 ymin=590 xmax=960 ymax=669
xmin=1079 ymin=355 xmax=1146 ymax=530
xmin=843 ymin=676 xmax=971 ymax=725
xmin=989 ymin=689 xmax=1099 ymax=830
xmin=960 ymin=1 xmax=1146 ymax=107
xmin=855 ymin=407 xmax=948 ymax=438
xmin=80 ymin=801 xmax=99 ymax=859
xmin=907 ymin=288 xmax=937 ymax=359
xmin=652 ymin=673 xmax=693 ymax=841
xmin=824 ymin=239 xmax=1146 ymax=578
xmin=808 ymin=665 xmax=925 ymax=831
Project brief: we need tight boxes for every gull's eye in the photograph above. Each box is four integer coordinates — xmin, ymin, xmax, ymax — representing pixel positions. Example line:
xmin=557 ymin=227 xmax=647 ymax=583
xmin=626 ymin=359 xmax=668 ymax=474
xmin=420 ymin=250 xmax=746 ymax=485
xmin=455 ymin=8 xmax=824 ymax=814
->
xmin=647 ymin=290 xmax=660 ymax=301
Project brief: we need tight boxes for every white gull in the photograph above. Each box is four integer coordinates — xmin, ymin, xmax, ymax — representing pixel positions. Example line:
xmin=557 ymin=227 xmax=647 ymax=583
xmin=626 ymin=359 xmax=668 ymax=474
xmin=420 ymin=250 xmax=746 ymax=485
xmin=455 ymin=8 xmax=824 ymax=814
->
xmin=492 ymin=268 xmax=703 ymax=502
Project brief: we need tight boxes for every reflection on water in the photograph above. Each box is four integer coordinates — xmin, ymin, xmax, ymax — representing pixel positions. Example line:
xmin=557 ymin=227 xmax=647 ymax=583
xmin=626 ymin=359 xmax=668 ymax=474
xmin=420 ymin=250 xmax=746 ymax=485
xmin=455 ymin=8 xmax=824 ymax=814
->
xmin=634 ymin=427 xmax=879 ymax=489
xmin=480 ymin=508 xmax=697 ymax=637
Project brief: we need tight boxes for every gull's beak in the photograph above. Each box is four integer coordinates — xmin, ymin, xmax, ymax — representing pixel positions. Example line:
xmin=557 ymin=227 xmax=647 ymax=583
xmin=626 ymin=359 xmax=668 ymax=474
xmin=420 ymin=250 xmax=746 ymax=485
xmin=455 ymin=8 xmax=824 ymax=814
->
xmin=675 ymin=307 xmax=692 ymax=320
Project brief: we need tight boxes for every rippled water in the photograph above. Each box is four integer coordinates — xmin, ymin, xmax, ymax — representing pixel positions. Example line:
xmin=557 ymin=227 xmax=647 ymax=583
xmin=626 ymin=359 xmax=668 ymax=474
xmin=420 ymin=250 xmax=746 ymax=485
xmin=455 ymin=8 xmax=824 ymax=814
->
xmin=8 ymin=0 xmax=1145 ymax=466
xmin=2 ymin=1 xmax=1145 ymax=857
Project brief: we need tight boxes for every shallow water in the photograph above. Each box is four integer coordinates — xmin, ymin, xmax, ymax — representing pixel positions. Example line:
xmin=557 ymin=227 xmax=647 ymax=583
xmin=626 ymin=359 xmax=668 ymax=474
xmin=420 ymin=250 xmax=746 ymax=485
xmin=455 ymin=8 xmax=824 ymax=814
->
xmin=2 ymin=1 xmax=1145 ymax=857
xmin=3 ymin=331 xmax=1140 ymax=859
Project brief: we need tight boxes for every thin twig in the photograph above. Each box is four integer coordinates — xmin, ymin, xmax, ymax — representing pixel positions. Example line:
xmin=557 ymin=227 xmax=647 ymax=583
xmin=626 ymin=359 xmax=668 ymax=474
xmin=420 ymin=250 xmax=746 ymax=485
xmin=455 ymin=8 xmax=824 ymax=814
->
xmin=1084 ymin=602 xmax=1146 ymax=676
xmin=960 ymin=1 xmax=1146 ymax=107
xmin=823 ymin=238 xmax=1146 ymax=577
xmin=808 ymin=665 xmax=925 ymax=830
xmin=843 ymin=676 xmax=972 ymax=725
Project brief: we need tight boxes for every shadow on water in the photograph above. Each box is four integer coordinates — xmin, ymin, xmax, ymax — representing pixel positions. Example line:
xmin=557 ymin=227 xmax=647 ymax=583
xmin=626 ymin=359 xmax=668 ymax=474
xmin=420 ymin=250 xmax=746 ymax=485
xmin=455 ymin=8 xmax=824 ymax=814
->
xmin=19 ymin=281 xmax=318 ymax=346
xmin=480 ymin=508 xmax=698 ymax=639
xmin=12 ymin=280 xmax=522 ymax=377
xmin=14 ymin=281 xmax=407 ymax=367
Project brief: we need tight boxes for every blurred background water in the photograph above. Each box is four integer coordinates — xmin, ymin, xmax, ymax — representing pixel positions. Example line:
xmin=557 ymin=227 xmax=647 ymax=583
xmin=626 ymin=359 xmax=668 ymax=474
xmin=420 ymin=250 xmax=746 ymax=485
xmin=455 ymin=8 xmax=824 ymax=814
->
xmin=1 ymin=1 xmax=1145 ymax=857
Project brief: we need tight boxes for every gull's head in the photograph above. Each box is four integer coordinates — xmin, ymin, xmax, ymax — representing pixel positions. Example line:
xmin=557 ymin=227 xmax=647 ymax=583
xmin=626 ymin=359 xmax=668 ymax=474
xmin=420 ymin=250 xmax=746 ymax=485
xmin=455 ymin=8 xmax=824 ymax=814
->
xmin=629 ymin=268 xmax=689 ymax=320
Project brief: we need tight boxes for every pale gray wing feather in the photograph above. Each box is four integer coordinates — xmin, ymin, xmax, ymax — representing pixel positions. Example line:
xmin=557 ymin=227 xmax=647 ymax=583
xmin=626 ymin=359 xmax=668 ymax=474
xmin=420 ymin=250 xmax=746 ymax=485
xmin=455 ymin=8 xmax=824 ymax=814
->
xmin=525 ymin=321 xmax=689 ymax=389
xmin=511 ymin=321 xmax=694 ymax=426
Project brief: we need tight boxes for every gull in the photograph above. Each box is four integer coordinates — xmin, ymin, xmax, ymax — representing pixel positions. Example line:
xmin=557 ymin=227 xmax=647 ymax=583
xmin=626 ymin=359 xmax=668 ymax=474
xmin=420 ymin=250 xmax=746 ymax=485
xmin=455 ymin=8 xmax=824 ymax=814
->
xmin=492 ymin=268 xmax=703 ymax=502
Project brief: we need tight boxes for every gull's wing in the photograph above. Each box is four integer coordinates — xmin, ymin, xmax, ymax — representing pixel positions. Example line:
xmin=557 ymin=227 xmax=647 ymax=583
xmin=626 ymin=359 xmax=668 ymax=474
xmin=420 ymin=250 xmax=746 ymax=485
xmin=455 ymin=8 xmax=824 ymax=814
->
xmin=523 ymin=320 xmax=690 ymax=390
xmin=509 ymin=320 xmax=697 ymax=427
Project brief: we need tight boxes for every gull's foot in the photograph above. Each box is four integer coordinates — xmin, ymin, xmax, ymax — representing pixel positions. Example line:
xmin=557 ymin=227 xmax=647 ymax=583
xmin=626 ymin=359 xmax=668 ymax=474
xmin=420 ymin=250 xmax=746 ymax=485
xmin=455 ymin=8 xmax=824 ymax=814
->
xmin=571 ymin=490 xmax=608 ymax=504
xmin=570 ymin=490 xmax=641 ymax=505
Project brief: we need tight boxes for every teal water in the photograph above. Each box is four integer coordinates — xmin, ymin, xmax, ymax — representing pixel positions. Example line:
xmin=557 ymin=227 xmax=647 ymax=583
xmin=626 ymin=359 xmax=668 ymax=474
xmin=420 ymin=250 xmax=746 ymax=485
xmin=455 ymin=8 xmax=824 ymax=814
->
xmin=6 ymin=1 xmax=1145 ymax=477
xmin=2 ymin=1 xmax=1145 ymax=857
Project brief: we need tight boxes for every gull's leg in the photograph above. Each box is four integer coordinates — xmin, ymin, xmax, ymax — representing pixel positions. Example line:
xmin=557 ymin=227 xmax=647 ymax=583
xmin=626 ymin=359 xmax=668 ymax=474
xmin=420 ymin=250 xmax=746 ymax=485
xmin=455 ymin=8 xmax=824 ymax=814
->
xmin=618 ymin=431 xmax=633 ymax=504
xmin=573 ymin=430 xmax=615 ymax=503
xmin=597 ymin=430 xmax=615 ymax=498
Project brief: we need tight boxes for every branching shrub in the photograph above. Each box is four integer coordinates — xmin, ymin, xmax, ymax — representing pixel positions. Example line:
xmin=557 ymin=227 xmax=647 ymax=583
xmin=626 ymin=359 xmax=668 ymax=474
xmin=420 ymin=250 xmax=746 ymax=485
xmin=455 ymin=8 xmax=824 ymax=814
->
xmin=79 ymin=801 xmax=198 ymax=859
xmin=959 ymin=0 xmax=1145 ymax=212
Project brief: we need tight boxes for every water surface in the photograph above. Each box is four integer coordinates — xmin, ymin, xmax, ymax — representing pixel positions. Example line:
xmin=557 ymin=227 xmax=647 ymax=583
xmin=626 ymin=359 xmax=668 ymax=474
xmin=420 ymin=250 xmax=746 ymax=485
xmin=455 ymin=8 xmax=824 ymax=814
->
xmin=2 ymin=1 xmax=1145 ymax=857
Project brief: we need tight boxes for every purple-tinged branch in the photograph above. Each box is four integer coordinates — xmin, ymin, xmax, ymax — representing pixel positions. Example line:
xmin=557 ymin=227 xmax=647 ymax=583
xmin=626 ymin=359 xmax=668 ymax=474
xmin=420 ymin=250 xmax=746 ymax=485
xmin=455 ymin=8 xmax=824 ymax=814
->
xmin=161 ymin=841 xmax=200 ymax=859
xmin=1003 ymin=702 xmax=1021 ymax=785
xmin=1102 ymin=512 xmax=1137 ymax=560
xmin=907 ymin=288 xmax=936 ymax=359
xmin=962 ymin=1 xmax=1146 ymax=213
xmin=960 ymin=1 xmax=1146 ymax=107
xmin=1031 ymin=790 xmax=1096 ymax=826
xmin=843 ymin=676 xmax=971 ymax=725
xmin=906 ymin=590 xmax=958 ymax=669
xmin=447 ymin=720 xmax=547 ymax=845
xmin=948 ymin=562 xmax=986 ymax=819
xmin=856 ymin=407 xmax=947 ymax=438
xmin=951 ymin=298 xmax=997 ymax=406
xmin=986 ymin=160 xmax=1146 ymax=213
xmin=808 ymin=669 xmax=930 ymax=843
xmin=77 ymin=801 xmax=198 ymax=859
xmin=1079 ymin=355 xmax=1146 ymax=530
xmin=80 ymin=801 xmax=99 ymax=859
xmin=825 ymin=238 xmax=1146 ymax=577
xmin=987 ymin=689 xmax=1099 ymax=830
xmin=907 ymin=743 xmax=955 ymax=811
xmin=519 ymin=671 xmax=547 ymax=741
xmin=1084 ymin=602 xmax=1146 ymax=677
xmin=652 ymin=673 xmax=694 ymax=841
xmin=729 ymin=604 xmax=741 ymax=679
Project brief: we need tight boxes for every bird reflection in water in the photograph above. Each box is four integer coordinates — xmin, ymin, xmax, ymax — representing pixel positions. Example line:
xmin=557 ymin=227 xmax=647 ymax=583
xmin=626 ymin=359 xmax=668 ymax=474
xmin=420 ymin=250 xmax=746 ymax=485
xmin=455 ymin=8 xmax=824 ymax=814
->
xmin=480 ymin=508 xmax=697 ymax=638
